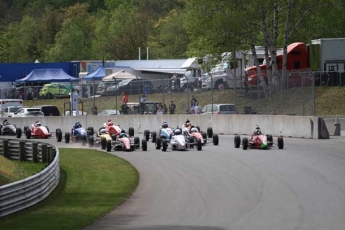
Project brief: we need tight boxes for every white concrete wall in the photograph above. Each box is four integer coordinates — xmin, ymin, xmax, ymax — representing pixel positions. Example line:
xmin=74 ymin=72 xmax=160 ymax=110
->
xmin=5 ymin=114 xmax=319 ymax=139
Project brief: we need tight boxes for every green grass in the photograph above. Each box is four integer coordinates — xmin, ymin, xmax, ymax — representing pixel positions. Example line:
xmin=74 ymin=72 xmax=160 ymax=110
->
xmin=0 ymin=148 xmax=139 ymax=230
xmin=0 ymin=155 xmax=46 ymax=186
xmin=23 ymin=86 xmax=345 ymax=116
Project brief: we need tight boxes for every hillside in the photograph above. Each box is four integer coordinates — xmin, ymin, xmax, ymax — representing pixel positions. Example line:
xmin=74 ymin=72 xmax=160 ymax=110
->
xmin=22 ymin=86 xmax=345 ymax=116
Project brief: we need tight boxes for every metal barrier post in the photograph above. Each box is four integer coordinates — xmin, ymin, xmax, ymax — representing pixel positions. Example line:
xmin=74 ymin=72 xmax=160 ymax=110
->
xmin=3 ymin=140 xmax=9 ymax=158
xmin=19 ymin=141 xmax=26 ymax=161
xmin=32 ymin=142 xmax=38 ymax=163
xmin=41 ymin=144 xmax=48 ymax=163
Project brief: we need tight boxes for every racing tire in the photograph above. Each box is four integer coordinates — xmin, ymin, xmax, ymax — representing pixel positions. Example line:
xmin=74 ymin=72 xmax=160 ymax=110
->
xmin=128 ymin=127 xmax=135 ymax=137
xmin=267 ymin=134 xmax=273 ymax=147
xmin=144 ymin=130 xmax=150 ymax=141
xmin=242 ymin=137 xmax=248 ymax=150
xmin=106 ymin=140 xmax=112 ymax=152
xmin=0 ymin=127 xmax=2 ymax=135
xmin=202 ymin=132 xmax=207 ymax=145
xmin=65 ymin=132 xmax=70 ymax=143
xmin=197 ymin=138 xmax=202 ymax=151
xmin=87 ymin=127 xmax=94 ymax=136
xmin=88 ymin=136 xmax=95 ymax=147
xmin=156 ymin=137 xmax=161 ymax=149
xmin=24 ymin=126 xmax=29 ymax=134
xmin=16 ymin=128 xmax=22 ymax=138
xmin=234 ymin=135 xmax=241 ymax=148
xmin=278 ymin=136 xmax=284 ymax=149
xmin=142 ymin=139 xmax=147 ymax=151
xmin=56 ymin=129 xmax=62 ymax=142
xmin=134 ymin=137 xmax=140 ymax=149
xmin=111 ymin=134 xmax=117 ymax=141
xmin=196 ymin=126 xmax=200 ymax=132
xmin=207 ymin=127 xmax=213 ymax=138
xmin=101 ymin=138 xmax=106 ymax=150
xmin=162 ymin=139 xmax=168 ymax=152
xmin=152 ymin=131 xmax=157 ymax=143
xmin=25 ymin=129 xmax=31 ymax=139
xmin=213 ymin=134 xmax=219 ymax=145
xmin=81 ymin=135 xmax=87 ymax=146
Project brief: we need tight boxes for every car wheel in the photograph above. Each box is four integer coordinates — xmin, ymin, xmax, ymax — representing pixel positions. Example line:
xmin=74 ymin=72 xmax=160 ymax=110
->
xmin=88 ymin=136 xmax=94 ymax=147
xmin=162 ymin=139 xmax=167 ymax=152
xmin=213 ymin=134 xmax=219 ymax=145
xmin=25 ymin=129 xmax=31 ymax=139
xmin=87 ymin=127 xmax=94 ymax=136
xmin=156 ymin=137 xmax=161 ymax=149
xmin=15 ymin=128 xmax=22 ymax=138
xmin=142 ymin=139 xmax=147 ymax=151
xmin=81 ymin=135 xmax=87 ymax=146
xmin=234 ymin=135 xmax=241 ymax=148
xmin=56 ymin=129 xmax=62 ymax=142
xmin=152 ymin=131 xmax=157 ymax=143
xmin=242 ymin=137 xmax=248 ymax=150
xmin=207 ymin=127 xmax=213 ymax=138
xmin=202 ymin=132 xmax=207 ymax=144
xmin=46 ymin=92 xmax=53 ymax=99
xmin=134 ymin=137 xmax=140 ymax=149
xmin=65 ymin=132 xmax=70 ymax=143
xmin=106 ymin=140 xmax=112 ymax=152
xmin=144 ymin=130 xmax=150 ymax=141
xmin=101 ymin=138 xmax=106 ymax=150
xmin=197 ymin=138 xmax=202 ymax=151
xmin=129 ymin=127 xmax=135 ymax=137
xmin=278 ymin=136 xmax=284 ymax=149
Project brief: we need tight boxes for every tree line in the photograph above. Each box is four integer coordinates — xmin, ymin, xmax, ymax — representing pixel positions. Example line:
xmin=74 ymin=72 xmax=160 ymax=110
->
xmin=0 ymin=0 xmax=344 ymax=66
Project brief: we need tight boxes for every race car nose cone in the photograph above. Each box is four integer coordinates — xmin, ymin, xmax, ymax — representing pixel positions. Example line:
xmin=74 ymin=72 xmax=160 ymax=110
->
xmin=261 ymin=142 xmax=268 ymax=149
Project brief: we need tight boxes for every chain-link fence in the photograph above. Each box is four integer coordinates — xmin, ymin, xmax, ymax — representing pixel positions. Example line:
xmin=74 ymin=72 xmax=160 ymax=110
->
xmin=1 ymin=70 xmax=344 ymax=116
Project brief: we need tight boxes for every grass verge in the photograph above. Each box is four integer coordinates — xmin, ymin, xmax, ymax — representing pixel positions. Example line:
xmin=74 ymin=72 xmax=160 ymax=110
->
xmin=0 ymin=155 xmax=46 ymax=186
xmin=0 ymin=148 xmax=139 ymax=230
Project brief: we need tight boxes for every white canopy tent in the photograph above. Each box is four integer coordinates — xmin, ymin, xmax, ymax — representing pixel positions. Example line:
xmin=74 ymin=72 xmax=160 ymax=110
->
xmin=102 ymin=70 xmax=138 ymax=81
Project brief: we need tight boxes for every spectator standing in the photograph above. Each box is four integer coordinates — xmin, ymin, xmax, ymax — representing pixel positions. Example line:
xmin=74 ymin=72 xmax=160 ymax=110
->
xmin=121 ymin=103 xmax=129 ymax=115
xmin=122 ymin=91 xmax=128 ymax=104
xmin=169 ymin=100 xmax=176 ymax=114
xmin=190 ymin=95 xmax=198 ymax=107
xmin=140 ymin=94 xmax=146 ymax=114
xmin=163 ymin=104 xmax=168 ymax=114
xmin=91 ymin=103 xmax=98 ymax=115
xmin=194 ymin=102 xmax=202 ymax=114
xmin=70 ymin=88 xmax=80 ymax=115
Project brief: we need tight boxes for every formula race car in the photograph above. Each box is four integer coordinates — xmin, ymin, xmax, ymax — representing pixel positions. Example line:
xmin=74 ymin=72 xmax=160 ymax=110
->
xmin=182 ymin=125 xmax=219 ymax=146
xmin=105 ymin=120 xmax=135 ymax=137
xmin=24 ymin=122 xmax=52 ymax=139
xmin=0 ymin=120 xmax=22 ymax=138
xmin=95 ymin=129 xmax=147 ymax=152
xmin=234 ymin=132 xmax=284 ymax=150
xmin=62 ymin=122 xmax=94 ymax=145
xmin=160 ymin=128 xmax=193 ymax=152
xmin=154 ymin=126 xmax=174 ymax=150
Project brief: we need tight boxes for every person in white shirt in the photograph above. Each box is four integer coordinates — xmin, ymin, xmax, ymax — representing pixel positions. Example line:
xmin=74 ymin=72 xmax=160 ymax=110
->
xmin=70 ymin=88 xmax=80 ymax=115
xmin=194 ymin=102 xmax=202 ymax=114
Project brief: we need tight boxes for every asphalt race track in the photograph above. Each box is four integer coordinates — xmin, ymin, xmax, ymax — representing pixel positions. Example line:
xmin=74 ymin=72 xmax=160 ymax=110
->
xmin=11 ymin=134 xmax=345 ymax=230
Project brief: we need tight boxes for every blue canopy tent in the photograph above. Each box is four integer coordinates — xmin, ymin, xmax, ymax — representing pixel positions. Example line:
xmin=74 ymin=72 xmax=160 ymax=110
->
xmin=15 ymin=68 xmax=79 ymax=83
xmin=82 ymin=66 xmax=106 ymax=81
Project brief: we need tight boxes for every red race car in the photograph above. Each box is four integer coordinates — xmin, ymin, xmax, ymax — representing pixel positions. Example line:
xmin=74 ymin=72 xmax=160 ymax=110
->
xmin=234 ymin=127 xmax=284 ymax=150
xmin=24 ymin=121 xmax=52 ymax=139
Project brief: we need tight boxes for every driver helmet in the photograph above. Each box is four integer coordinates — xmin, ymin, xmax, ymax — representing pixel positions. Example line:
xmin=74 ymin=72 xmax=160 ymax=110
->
xmin=3 ymin=119 xmax=9 ymax=126
xmin=174 ymin=128 xmax=182 ymax=135
xmin=185 ymin=119 xmax=191 ymax=127
xmin=74 ymin=121 xmax=81 ymax=129
xmin=162 ymin=122 xmax=168 ymax=128
xmin=255 ymin=126 xmax=261 ymax=135
xmin=100 ymin=128 xmax=107 ymax=134
xmin=120 ymin=130 xmax=126 ymax=138
xmin=191 ymin=127 xmax=198 ymax=133
xmin=35 ymin=121 xmax=41 ymax=127
xmin=107 ymin=119 xmax=113 ymax=126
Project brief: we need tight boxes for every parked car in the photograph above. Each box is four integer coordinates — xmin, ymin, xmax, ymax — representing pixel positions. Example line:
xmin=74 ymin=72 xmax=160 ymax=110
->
xmin=106 ymin=78 xmax=154 ymax=96
xmin=97 ymin=80 xmax=123 ymax=96
xmin=2 ymin=106 xmax=23 ymax=117
xmin=39 ymin=83 xmax=70 ymax=99
xmin=33 ymin=105 xmax=60 ymax=116
xmin=12 ymin=108 xmax=44 ymax=117
xmin=97 ymin=109 xmax=120 ymax=116
xmin=201 ymin=104 xmax=238 ymax=114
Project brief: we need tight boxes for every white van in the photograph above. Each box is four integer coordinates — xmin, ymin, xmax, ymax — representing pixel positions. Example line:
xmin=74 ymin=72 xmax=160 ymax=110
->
xmin=0 ymin=99 xmax=24 ymax=118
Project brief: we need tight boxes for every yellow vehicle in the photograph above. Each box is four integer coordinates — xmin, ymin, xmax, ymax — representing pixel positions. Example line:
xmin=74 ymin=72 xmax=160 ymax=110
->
xmin=39 ymin=83 xmax=70 ymax=99
xmin=94 ymin=129 xmax=113 ymax=152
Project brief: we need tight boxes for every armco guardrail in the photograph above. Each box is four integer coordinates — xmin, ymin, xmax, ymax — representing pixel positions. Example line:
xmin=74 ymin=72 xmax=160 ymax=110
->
xmin=0 ymin=139 xmax=59 ymax=217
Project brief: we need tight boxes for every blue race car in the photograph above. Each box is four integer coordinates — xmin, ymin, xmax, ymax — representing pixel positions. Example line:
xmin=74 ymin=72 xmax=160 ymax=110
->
xmin=68 ymin=121 xmax=94 ymax=145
